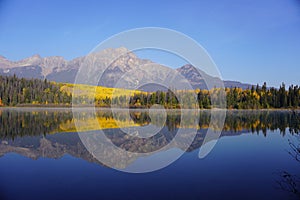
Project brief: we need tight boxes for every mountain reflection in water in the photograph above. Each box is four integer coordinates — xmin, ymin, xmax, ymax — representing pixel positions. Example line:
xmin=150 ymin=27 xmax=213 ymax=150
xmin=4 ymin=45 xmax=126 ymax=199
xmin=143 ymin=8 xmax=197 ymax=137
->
xmin=0 ymin=108 xmax=299 ymax=168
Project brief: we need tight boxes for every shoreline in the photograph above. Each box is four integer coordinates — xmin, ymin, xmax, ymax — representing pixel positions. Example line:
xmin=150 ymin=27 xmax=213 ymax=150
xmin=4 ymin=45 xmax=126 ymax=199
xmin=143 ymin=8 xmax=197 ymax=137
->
xmin=0 ymin=106 xmax=299 ymax=112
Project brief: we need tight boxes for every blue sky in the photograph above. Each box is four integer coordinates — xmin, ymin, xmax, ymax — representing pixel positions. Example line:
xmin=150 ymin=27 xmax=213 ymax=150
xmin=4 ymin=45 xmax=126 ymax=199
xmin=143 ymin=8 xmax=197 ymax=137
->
xmin=0 ymin=0 xmax=299 ymax=86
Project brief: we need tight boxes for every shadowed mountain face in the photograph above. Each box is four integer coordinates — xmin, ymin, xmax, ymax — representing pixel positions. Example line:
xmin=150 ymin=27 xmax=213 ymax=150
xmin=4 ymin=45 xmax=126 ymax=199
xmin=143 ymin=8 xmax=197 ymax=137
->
xmin=177 ymin=64 xmax=252 ymax=89
xmin=0 ymin=48 xmax=252 ymax=90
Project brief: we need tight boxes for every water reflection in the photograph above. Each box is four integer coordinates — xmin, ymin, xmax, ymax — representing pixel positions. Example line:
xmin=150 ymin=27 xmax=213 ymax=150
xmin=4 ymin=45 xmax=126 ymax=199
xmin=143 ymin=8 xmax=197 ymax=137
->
xmin=0 ymin=108 xmax=299 ymax=165
xmin=275 ymin=134 xmax=300 ymax=196
xmin=1 ymin=108 xmax=299 ymax=199
xmin=0 ymin=109 xmax=299 ymax=138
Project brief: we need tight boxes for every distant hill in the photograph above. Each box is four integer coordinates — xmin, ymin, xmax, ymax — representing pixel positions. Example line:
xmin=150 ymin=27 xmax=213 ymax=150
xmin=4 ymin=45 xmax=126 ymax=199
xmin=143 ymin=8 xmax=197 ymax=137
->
xmin=0 ymin=47 xmax=253 ymax=90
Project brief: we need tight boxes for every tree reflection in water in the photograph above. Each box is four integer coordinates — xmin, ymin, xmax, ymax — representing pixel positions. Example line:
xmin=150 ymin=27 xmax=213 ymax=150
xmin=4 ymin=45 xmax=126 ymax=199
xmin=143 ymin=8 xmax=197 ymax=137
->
xmin=0 ymin=109 xmax=299 ymax=140
xmin=0 ymin=108 xmax=300 ymax=195
xmin=275 ymin=111 xmax=300 ymax=198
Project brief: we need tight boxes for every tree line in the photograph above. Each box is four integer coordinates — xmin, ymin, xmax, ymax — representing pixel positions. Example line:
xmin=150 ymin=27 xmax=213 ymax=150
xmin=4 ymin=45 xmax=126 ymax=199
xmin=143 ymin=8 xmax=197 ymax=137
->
xmin=125 ymin=82 xmax=300 ymax=109
xmin=0 ymin=75 xmax=299 ymax=109
xmin=225 ymin=83 xmax=300 ymax=109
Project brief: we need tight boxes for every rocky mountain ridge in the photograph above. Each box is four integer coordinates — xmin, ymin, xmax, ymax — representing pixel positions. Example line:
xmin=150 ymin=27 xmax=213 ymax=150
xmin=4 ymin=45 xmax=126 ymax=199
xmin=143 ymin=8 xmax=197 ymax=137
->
xmin=0 ymin=48 xmax=252 ymax=89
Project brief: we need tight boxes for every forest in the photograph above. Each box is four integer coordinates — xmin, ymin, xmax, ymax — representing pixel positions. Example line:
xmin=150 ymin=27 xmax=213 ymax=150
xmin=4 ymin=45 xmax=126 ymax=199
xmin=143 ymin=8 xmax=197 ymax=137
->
xmin=0 ymin=74 xmax=71 ymax=106
xmin=119 ymin=82 xmax=300 ymax=109
xmin=0 ymin=75 xmax=299 ymax=109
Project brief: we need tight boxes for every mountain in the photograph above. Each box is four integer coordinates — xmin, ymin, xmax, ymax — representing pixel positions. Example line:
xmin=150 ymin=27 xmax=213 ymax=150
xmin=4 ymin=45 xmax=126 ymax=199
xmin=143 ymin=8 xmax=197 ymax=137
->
xmin=177 ymin=64 xmax=252 ymax=89
xmin=0 ymin=53 xmax=82 ymax=81
xmin=0 ymin=48 xmax=253 ymax=90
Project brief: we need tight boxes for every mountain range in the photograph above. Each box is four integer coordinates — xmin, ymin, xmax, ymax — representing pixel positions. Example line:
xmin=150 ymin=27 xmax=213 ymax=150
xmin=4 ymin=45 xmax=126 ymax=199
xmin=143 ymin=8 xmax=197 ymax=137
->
xmin=0 ymin=47 xmax=252 ymax=90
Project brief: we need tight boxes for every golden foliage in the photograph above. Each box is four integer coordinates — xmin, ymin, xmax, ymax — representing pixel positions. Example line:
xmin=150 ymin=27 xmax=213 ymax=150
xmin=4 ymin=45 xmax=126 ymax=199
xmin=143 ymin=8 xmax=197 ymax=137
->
xmin=60 ymin=83 xmax=146 ymax=100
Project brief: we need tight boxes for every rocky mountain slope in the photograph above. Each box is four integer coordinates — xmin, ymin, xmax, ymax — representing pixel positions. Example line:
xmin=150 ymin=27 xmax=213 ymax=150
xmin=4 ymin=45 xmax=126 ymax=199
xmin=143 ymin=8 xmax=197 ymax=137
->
xmin=177 ymin=64 xmax=252 ymax=89
xmin=0 ymin=48 xmax=252 ymax=89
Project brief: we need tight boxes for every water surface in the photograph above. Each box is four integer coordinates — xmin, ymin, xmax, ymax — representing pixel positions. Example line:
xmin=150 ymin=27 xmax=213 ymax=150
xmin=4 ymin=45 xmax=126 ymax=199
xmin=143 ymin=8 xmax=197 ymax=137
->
xmin=0 ymin=108 xmax=299 ymax=200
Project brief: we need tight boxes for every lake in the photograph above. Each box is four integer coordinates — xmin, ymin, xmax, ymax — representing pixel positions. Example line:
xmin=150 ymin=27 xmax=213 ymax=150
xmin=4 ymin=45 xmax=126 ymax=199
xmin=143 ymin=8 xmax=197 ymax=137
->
xmin=0 ymin=108 xmax=299 ymax=200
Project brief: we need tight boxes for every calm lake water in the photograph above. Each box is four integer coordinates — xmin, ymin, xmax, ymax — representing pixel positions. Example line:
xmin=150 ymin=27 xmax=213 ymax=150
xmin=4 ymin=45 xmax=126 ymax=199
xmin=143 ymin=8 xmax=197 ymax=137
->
xmin=0 ymin=108 xmax=299 ymax=200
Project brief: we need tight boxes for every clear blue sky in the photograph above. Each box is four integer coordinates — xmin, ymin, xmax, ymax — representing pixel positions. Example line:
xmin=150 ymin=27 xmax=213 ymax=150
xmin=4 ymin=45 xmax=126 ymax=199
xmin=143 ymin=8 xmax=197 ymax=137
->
xmin=0 ymin=0 xmax=299 ymax=87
